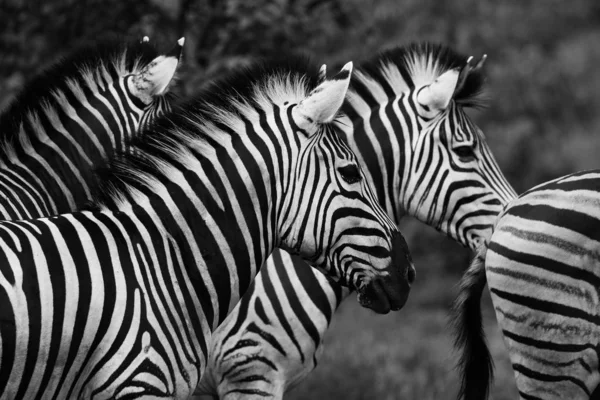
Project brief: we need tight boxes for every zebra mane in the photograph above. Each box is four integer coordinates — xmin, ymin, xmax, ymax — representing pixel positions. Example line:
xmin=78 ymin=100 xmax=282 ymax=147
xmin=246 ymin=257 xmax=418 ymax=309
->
xmin=354 ymin=42 xmax=486 ymax=108
xmin=0 ymin=36 xmax=161 ymax=160
xmin=89 ymin=56 xmax=323 ymax=210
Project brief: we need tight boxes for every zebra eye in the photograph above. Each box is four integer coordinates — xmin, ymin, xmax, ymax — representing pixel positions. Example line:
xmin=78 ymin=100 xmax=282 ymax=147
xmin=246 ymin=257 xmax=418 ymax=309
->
xmin=338 ymin=164 xmax=361 ymax=184
xmin=454 ymin=145 xmax=476 ymax=162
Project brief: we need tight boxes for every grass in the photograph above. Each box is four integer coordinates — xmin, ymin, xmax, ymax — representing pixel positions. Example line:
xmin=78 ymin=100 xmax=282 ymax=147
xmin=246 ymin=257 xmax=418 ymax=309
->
xmin=286 ymin=275 xmax=518 ymax=400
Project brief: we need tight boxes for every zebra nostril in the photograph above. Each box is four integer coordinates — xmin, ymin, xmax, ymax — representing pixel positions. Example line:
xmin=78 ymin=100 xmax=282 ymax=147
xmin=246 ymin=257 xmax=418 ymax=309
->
xmin=407 ymin=265 xmax=416 ymax=284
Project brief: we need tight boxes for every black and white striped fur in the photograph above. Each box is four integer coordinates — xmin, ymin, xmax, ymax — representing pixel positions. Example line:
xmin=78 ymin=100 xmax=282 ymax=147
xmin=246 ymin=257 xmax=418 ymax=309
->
xmin=194 ymin=43 xmax=517 ymax=399
xmin=0 ymin=36 xmax=181 ymax=219
xmin=454 ymin=170 xmax=600 ymax=400
xmin=0 ymin=57 xmax=414 ymax=399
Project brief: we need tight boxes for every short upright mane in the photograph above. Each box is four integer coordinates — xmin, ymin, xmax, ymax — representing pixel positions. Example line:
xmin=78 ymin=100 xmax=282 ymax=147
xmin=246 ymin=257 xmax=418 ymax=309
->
xmin=89 ymin=56 xmax=323 ymax=209
xmin=0 ymin=36 xmax=161 ymax=159
xmin=356 ymin=42 xmax=486 ymax=107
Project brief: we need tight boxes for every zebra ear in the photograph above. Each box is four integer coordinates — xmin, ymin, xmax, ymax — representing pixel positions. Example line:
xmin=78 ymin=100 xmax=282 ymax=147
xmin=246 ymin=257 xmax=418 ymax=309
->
xmin=293 ymin=61 xmax=352 ymax=133
xmin=417 ymin=68 xmax=460 ymax=111
xmin=128 ymin=37 xmax=185 ymax=104
xmin=318 ymin=64 xmax=327 ymax=82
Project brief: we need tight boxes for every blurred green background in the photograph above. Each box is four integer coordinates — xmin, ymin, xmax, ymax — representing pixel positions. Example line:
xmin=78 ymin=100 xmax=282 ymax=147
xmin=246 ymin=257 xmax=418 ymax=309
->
xmin=3 ymin=0 xmax=600 ymax=398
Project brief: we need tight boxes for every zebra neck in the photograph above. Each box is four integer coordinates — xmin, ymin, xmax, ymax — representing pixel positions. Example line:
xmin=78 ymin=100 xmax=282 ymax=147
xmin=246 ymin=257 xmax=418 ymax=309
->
xmin=0 ymin=100 xmax=140 ymax=219
xmin=111 ymin=145 xmax=283 ymax=331
xmin=0 ymin=142 xmax=93 ymax=219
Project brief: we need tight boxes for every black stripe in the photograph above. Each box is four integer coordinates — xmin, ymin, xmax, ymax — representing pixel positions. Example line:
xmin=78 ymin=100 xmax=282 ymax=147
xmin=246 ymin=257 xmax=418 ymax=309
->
xmin=444 ymin=180 xmax=485 ymax=227
xmin=232 ymin=375 xmax=271 ymax=384
xmin=14 ymin=222 xmax=47 ymax=399
xmin=521 ymin=172 xmax=600 ymax=197
xmin=501 ymin=328 xmax=597 ymax=353
xmin=491 ymin=287 xmax=600 ymax=325
xmin=35 ymin=219 xmax=68 ymax=396
xmin=519 ymin=391 xmax=544 ymax=400
xmin=513 ymin=363 xmax=589 ymax=395
xmin=349 ymin=78 xmax=380 ymax=110
xmin=221 ymin=354 xmax=278 ymax=381
xmin=275 ymin=257 xmax=320 ymax=361
xmin=488 ymin=241 xmax=600 ymax=290
xmin=507 ymin=203 xmax=600 ymax=242
xmin=211 ymin=119 xmax=264 ymax=296
xmin=262 ymin=260 xmax=305 ymax=363
xmin=246 ymin=322 xmax=287 ymax=357
xmin=221 ymin=339 xmax=260 ymax=362
xmin=291 ymin=252 xmax=340 ymax=321
xmin=0 ymin=228 xmax=19 ymax=395
xmin=255 ymin=296 xmax=270 ymax=325
xmin=82 ymin=212 xmax=147 ymax=391
xmin=225 ymin=388 xmax=272 ymax=397
xmin=332 ymin=69 xmax=350 ymax=81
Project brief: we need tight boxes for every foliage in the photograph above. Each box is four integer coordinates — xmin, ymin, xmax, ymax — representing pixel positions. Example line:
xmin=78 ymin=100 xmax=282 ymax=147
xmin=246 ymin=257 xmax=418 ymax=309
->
xmin=3 ymin=1 xmax=600 ymax=398
xmin=4 ymin=0 xmax=600 ymax=187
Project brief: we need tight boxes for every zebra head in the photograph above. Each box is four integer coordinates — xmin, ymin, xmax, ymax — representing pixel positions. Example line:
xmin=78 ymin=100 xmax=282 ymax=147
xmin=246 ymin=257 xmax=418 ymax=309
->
xmin=407 ymin=48 xmax=516 ymax=248
xmin=281 ymin=63 xmax=415 ymax=314
xmin=341 ymin=44 xmax=516 ymax=249
xmin=371 ymin=44 xmax=517 ymax=248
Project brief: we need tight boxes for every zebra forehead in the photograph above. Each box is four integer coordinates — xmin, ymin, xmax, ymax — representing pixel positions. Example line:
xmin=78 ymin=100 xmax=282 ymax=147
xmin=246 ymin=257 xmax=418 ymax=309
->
xmin=354 ymin=42 xmax=486 ymax=107
xmin=0 ymin=35 xmax=161 ymax=148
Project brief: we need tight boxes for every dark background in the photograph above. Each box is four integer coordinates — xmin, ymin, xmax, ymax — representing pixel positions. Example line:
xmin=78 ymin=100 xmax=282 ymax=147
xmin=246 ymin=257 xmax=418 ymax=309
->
xmin=3 ymin=0 xmax=600 ymax=398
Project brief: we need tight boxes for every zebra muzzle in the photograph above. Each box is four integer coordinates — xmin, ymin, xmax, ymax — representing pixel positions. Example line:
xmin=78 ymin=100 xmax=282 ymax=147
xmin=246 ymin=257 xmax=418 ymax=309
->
xmin=356 ymin=274 xmax=410 ymax=314
xmin=356 ymin=231 xmax=415 ymax=314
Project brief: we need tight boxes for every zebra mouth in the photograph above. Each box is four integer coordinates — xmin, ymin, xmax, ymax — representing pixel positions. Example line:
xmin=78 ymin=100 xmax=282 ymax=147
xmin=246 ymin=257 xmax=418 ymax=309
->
xmin=356 ymin=277 xmax=410 ymax=314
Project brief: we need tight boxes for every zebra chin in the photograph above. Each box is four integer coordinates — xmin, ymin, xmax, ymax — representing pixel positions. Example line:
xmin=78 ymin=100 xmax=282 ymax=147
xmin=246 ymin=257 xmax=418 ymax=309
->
xmin=356 ymin=231 xmax=415 ymax=314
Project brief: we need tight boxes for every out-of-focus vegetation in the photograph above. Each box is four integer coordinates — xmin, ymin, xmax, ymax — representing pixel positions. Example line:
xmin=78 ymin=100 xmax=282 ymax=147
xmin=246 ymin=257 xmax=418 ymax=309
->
xmin=5 ymin=0 xmax=600 ymax=193
xmin=3 ymin=1 xmax=600 ymax=398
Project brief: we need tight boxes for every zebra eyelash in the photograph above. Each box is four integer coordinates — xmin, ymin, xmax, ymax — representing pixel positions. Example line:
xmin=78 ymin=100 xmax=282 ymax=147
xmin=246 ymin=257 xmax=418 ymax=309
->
xmin=338 ymin=164 xmax=361 ymax=184
xmin=453 ymin=145 xmax=476 ymax=161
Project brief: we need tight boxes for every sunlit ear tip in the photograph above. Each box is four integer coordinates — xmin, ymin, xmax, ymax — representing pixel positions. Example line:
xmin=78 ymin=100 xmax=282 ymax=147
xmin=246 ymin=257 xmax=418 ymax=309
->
xmin=328 ymin=62 xmax=352 ymax=82
xmin=166 ymin=38 xmax=185 ymax=59
xmin=466 ymin=56 xmax=474 ymax=65
xmin=474 ymin=54 xmax=488 ymax=71
xmin=318 ymin=64 xmax=327 ymax=81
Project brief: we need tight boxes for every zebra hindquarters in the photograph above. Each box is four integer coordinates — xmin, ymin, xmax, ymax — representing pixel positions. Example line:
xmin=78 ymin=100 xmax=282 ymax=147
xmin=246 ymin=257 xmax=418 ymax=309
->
xmin=486 ymin=212 xmax=600 ymax=400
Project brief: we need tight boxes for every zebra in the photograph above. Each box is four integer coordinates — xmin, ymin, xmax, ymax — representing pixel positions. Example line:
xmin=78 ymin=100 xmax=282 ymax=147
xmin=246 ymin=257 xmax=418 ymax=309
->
xmin=194 ymin=42 xmax=517 ymax=399
xmin=0 ymin=57 xmax=416 ymax=399
xmin=453 ymin=170 xmax=600 ymax=400
xmin=0 ymin=36 xmax=182 ymax=220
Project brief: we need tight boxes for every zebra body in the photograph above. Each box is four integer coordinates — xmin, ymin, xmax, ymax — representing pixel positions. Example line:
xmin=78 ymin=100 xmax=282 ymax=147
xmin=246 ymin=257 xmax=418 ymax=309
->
xmin=196 ymin=43 xmax=517 ymax=399
xmin=453 ymin=170 xmax=600 ymax=400
xmin=0 ymin=37 xmax=181 ymax=220
xmin=0 ymin=58 xmax=414 ymax=399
